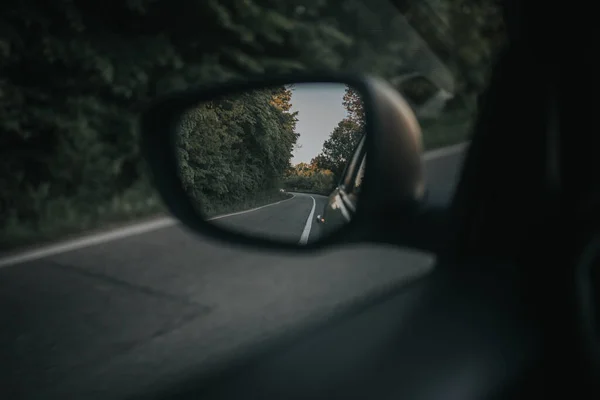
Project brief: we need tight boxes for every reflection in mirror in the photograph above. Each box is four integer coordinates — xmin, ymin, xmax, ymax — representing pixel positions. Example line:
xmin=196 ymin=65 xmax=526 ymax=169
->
xmin=173 ymin=82 xmax=367 ymax=245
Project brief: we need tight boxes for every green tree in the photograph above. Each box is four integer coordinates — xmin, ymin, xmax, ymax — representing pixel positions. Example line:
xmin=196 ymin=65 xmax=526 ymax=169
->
xmin=342 ymin=86 xmax=366 ymax=127
xmin=282 ymin=165 xmax=335 ymax=194
xmin=312 ymin=118 xmax=363 ymax=180
xmin=175 ymin=85 xmax=298 ymax=215
xmin=312 ymin=85 xmax=365 ymax=181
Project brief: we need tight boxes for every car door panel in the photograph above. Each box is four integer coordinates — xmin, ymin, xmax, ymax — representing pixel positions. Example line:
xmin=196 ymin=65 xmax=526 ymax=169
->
xmin=150 ymin=263 xmax=540 ymax=400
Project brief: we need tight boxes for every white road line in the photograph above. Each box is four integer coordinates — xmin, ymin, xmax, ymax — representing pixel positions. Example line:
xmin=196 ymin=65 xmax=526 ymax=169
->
xmin=209 ymin=194 xmax=295 ymax=221
xmin=0 ymin=195 xmax=296 ymax=268
xmin=298 ymin=196 xmax=316 ymax=245
xmin=0 ymin=218 xmax=177 ymax=269
xmin=0 ymin=142 xmax=468 ymax=267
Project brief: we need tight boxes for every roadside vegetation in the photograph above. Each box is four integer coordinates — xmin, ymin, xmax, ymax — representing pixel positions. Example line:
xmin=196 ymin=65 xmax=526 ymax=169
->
xmin=0 ymin=0 xmax=505 ymax=250
xmin=175 ymin=86 xmax=299 ymax=218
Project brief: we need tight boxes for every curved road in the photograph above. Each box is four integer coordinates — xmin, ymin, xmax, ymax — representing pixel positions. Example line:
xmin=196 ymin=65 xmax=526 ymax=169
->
xmin=0 ymin=143 xmax=467 ymax=399
xmin=211 ymin=193 xmax=328 ymax=244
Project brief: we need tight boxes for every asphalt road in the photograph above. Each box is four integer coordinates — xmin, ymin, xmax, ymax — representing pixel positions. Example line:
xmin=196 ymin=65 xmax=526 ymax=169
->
xmin=0 ymin=143 xmax=467 ymax=399
xmin=212 ymin=193 xmax=328 ymax=244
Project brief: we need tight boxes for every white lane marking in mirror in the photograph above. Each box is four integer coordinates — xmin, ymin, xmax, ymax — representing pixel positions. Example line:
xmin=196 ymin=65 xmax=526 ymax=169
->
xmin=209 ymin=194 xmax=296 ymax=221
xmin=298 ymin=196 xmax=316 ymax=245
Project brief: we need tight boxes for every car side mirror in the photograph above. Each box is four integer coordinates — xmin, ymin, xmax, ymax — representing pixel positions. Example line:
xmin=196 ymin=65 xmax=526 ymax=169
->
xmin=139 ymin=73 xmax=425 ymax=251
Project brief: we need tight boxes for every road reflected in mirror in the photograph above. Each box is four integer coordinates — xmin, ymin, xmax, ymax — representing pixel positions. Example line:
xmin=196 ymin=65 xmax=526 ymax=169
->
xmin=173 ymin=82 xmax=367 ymax=244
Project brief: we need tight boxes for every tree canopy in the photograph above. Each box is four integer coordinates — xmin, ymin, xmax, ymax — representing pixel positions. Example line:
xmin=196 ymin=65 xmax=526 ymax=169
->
xmin=176 ymin=86 xmax=298 ymax=215
xmin=311 ymin=86 xmax=365 ymax=182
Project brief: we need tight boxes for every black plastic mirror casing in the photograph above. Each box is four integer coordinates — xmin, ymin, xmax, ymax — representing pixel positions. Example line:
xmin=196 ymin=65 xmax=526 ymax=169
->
xmin=139 ymin=73 xmax=425 ymax=252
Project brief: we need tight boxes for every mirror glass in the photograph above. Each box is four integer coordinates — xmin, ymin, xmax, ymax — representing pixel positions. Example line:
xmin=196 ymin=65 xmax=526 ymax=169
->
xmin=173 ymin=82 xmax=367 ymax=244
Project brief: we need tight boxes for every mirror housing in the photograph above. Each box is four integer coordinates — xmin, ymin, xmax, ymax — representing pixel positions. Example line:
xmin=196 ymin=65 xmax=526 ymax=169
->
xmin=139 ymin=73 xmax=425 ymax=251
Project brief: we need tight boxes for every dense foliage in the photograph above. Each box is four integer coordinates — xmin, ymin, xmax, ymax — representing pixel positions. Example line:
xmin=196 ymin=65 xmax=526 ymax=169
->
xmin=283 ymin=163 xmax=336 ymax=195
xmin=176 ymin=86 xmax=298 ymax=216
xmin=0 ymin=0 xmax=505 ymax=248
xmin=311 ymin=87 xmax=365 ymax=182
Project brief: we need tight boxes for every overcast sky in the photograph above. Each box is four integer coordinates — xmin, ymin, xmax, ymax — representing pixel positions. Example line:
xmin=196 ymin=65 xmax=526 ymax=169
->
xmin=289 ymin=83 xmax=348 ymax=165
